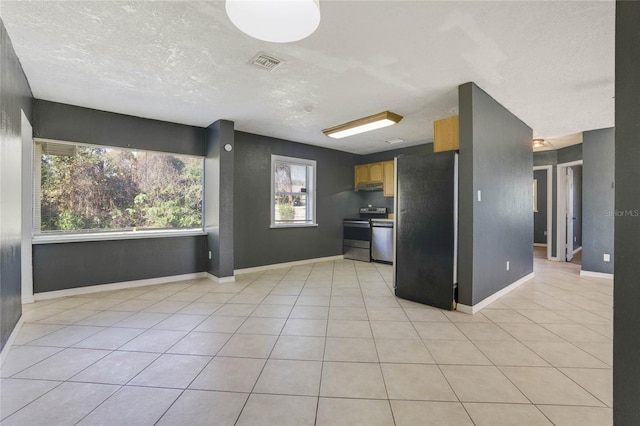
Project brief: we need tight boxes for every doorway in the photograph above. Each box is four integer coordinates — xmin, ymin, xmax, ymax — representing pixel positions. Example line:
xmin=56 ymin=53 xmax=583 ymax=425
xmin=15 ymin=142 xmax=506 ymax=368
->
xmin=533 ymin=166 xmax=552 ymax=260
xmin=557 ymin=160 xmax=583 ymax=264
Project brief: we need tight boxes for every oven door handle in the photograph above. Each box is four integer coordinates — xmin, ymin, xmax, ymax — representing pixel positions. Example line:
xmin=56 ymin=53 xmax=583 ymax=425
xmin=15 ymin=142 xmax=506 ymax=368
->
xmin=343 ymin=221 xmax=371 ymax=228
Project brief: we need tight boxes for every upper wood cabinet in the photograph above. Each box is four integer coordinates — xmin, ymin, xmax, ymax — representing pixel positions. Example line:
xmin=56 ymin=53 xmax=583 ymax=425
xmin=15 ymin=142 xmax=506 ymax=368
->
xmin=354 ymin=164 xmax=371 ymax=186
xmin=383 ymin=160 xmax=394 ymax=197
xmin=354 ymin=161 xmax=394 ymax=197
xmin=434 ymin=115 xmax=459 ymax=152
xmin=368 ymin=163 xmax=384 ymax=183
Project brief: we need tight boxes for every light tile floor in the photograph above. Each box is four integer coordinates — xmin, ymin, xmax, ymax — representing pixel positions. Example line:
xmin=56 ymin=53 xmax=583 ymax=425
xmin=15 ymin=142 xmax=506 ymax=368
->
xmin=0 ymin=256 xmax=612 ymax=425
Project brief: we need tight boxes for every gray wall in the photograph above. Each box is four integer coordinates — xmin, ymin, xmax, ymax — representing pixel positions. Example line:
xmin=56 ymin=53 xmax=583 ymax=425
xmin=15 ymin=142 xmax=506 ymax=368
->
xmin=0 ymin=19 xmax=32 ymax=352
xmin=458 ymin=82 xmax=533 ymax=306
xmin=33 ymin=236 xmax=207 ymax=292
xmin=582 ymin=128 xmax=614 ymax=274
xmin=205 ymin=120 xmax=235 ymax=278
xmin=33 ymin=100 xmax=205 ymax=156
xmin=533 ymin=169 xmax=548 ymax=244
xmin=558 ymin=143 xmax=583 ymax=164
xmin=234 ymin=131 xmax=360 ymax=269
xmin=614 ymin=1 xmax=640 ymax=422
xmin=571 ymin=165 xmax=583 ymax=250
xmin=32 ymin=101 xmax=209 ymax=291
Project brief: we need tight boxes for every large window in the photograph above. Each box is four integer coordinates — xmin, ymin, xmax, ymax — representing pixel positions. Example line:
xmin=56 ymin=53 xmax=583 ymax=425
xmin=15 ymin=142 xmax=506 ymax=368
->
xmin=34 ymin=140 xmax=203 ymax=239
xmin=271 ymin=155 xmax=316 ymax=227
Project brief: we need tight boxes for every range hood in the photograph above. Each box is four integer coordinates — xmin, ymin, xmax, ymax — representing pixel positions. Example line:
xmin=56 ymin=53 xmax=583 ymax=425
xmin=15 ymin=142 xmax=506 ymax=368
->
xmin=355 ymin=182 xmax=384 ymax=192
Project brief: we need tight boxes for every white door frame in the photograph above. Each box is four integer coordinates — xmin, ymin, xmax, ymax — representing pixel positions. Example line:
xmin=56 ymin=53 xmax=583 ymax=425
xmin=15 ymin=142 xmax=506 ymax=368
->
xmin=21 ymin=111 xmax=34 ymax=303
xmin=533 ymin=165 xmax=553 ymax=260
xmin=556 ymin=160 xmax=583 ymax=263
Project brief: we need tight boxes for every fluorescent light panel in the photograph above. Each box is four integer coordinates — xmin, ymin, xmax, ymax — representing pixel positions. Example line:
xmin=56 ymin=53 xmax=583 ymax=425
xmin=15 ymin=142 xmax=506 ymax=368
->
xmin=322 ymin=111 xmax=403 ymax=139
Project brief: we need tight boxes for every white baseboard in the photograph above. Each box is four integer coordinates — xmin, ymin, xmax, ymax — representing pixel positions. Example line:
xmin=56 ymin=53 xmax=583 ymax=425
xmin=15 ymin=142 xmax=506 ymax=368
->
xmin=533 ymin=243 xmax=547 ymax=247
xmin=22 ymin=294 xmax=35 ymax=305
xmin=235 ymin=255 xmax=345 ymax=275
xmin=1 ymin=316 xmax=25 ymax=366
xmin=573 ymin=246 xmax=582 ymax=255
xmin=457 ymin=272 xmax=535 ymax=315
xmin=206 ymin=273 xmax=236 ymax=284
xmin=34 ymin=272 xmax=207 ymax=301
xmin=580 ymin=270 xmax=614 ymax=280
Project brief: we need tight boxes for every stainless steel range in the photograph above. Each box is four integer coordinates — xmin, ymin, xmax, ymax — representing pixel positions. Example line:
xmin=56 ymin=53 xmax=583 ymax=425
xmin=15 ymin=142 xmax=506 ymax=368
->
xmin=343 ymin=207 xmax=388 ymax=262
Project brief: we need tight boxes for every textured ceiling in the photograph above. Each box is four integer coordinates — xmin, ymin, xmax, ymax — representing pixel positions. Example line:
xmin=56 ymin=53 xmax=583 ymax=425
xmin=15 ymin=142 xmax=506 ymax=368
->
xmin=1 ymin=1 xmax=614 ymax=154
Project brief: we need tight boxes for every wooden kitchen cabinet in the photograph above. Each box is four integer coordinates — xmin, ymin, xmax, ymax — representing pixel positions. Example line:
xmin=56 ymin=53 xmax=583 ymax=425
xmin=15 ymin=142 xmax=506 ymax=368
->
xmin=433 ymin=115 xmax=459 ymax=152
xmin=383 ymin=160 xmax=394 ymax=197
xmin=354 ymin=162 xmax=383 ymax=187
xmin=368 ymin=163 xmax=383 ymax=183
xmin=354 ymin=164 xmax=370 ymax=186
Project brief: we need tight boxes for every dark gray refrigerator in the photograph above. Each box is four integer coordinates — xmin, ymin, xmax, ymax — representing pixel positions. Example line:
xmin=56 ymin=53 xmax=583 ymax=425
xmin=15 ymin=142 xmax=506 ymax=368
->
xmin=393 ymin=151 xmax=458 ymax=310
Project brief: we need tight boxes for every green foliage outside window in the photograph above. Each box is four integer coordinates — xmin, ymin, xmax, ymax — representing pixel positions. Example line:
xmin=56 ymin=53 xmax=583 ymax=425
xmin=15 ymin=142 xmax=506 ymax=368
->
xmin=38 ymin=143 xmax=203 ymax=233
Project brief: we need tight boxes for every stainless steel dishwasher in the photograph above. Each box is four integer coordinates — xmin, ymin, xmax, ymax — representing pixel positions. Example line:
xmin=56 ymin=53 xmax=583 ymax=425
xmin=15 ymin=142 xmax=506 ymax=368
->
xmin=371 ymin=220 xmax=394 ymax=263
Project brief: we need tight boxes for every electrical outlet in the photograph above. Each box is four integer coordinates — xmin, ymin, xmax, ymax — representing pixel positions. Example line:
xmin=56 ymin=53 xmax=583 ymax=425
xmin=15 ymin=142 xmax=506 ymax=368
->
xmin=543 ymin=231 xmax=547 ymax=236
xmin=506 ymin=261 xmax=510 ymax=271
xmin=574 ymin=236 xmax=577 ymax=242
xmin=477 ymin=190 xmax=482 ymax=202
xmin=603 ymin=253 xmax=610 ymax=262
xmin=208 ymin=251 xmax=212 ymax=260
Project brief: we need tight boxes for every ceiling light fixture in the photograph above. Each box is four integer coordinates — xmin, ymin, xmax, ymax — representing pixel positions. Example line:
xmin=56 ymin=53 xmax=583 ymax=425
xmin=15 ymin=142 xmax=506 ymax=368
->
xmin=322 ymin=111 xmax=403 ymax=139
xmin=532 ymin=138 xmax=546 ymax=148
xmin=225 ymin=0 xmax=321 ymax=43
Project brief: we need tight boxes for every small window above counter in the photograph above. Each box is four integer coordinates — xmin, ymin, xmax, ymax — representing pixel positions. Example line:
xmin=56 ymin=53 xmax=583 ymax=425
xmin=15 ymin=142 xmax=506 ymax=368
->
xmin=354 ymin=160 xmax=394 ymax=197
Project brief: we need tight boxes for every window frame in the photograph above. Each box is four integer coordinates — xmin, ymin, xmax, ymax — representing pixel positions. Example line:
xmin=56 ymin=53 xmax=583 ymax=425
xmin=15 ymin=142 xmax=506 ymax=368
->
xmin=32 ymin=138 xmax=205 ymax=243
xmin=270 ymin=154 xmax=317 ymax=228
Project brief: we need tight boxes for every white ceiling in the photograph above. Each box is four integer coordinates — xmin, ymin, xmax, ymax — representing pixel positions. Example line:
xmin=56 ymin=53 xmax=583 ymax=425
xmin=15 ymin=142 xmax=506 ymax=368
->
xmin=1 ymin=1 xmax=614 ymax=155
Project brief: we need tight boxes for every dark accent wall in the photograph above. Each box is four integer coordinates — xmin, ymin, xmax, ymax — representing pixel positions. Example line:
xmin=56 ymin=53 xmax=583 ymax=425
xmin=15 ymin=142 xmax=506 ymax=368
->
xmin=33 ymin=100 xmax=206 ymax=156
xmin=0 ymin=19 xmax=32 ymax=352
xmin=234 ymin=131 xmax=360 ymax=269
xmin=614 ymin=1 xmax=640 ymax=423
xmin=205 ymin=120 xmax=235 ymax=278
xmin=358 ymin=143 xmax=434 ymax=212
xmin=582 ymin=128 xmax=614 ymax=274
xmin=558 ymin=143 xmax=583 ymax=164
xmin=571 ymin=165 xmax=582 ymax=250
xmin=458 ymin=82 xmax=533 ymax=306
xmin=32 ymin=236 xmax=207 ymax=292
xmin=31 ymin=101 xmax=208 ymax=291
xmin=533 ymin=170 xmax=547 ymax=244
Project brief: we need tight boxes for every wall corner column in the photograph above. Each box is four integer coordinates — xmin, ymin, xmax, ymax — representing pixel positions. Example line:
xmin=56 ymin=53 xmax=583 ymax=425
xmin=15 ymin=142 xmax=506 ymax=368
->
xmin=205 ymin=120 xmax=235 ymax=278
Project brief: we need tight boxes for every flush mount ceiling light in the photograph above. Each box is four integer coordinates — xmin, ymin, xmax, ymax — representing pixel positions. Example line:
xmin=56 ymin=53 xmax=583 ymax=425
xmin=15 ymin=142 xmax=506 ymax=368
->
xmin=226 ymin=0 xmax=321 ymax=43
xmin=532 ymin=138 xmax=546 ymax=148
xmin=322 ymin=111 xmax=403 ymax=139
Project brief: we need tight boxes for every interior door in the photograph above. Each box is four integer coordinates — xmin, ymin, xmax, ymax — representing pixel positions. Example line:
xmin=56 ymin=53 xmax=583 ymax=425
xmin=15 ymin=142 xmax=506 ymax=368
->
xmin=566 ymin=167 xmax=574 ymax=262
xmin=394 ymin=152 xmax=456 ymax=310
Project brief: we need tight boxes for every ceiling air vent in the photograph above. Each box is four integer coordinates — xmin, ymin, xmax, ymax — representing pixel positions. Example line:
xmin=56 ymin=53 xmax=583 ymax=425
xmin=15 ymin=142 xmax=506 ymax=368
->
xmin=249 ymin=52 xmax=284 ymax=71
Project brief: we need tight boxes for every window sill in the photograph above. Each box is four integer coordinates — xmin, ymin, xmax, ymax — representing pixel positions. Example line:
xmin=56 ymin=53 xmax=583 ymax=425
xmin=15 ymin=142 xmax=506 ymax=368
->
xmin=270 ymin=223 xmax=319 ymax=229
xmin=33 ymin=229 xmax=207 ymax=245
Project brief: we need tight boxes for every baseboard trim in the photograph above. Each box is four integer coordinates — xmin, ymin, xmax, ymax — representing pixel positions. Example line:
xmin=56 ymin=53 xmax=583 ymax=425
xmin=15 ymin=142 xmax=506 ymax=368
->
xmin=573 ymin=246 xmax=582 ymax=255
xmin=457 ymin=272 xmax=535 ymax=315
xmin=235 ymin=255 xmax=345 ymax=275
xmin=206 ymin=273 xmax=236 ymax=284
xmin=533 ymin=243 xmax=547 ymax=247
xmin=34 ymin=272 xmax=207 ymax=301
xmin=0 ymin=316 xmax=25 ymax=366
xmin=580 ymin=270 xmax=614 ymax=280
xmin=22 ymin=295 xmax=35 ymax=305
